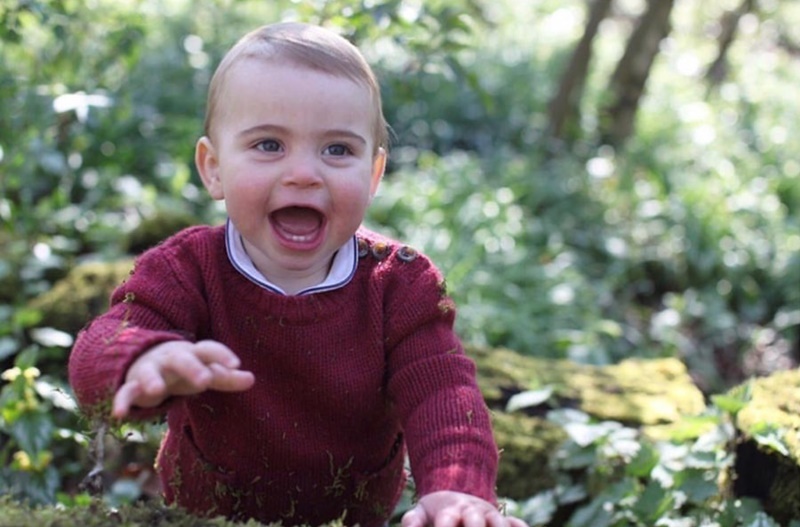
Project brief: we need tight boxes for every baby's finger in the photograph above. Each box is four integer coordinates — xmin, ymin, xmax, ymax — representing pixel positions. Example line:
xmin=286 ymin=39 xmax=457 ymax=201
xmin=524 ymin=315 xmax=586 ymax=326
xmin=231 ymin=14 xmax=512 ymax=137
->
xmin=462 ymin=508 xmax=488 ymax=527
xmin=401 ymin=504 xmax=428 ymax=527
xmin=163 ymin=352 xmax=213 ymax=389
xmin=112 ymin=380 xmax=142 ymax=419
xmin=207 ymin=363 xmax=255 ymax=392
xmin=433 ymin=508 xmax=461 ymax=527
xmin=134 ymin=360 xmax=169 ymax=395
xmin=193 ymin=340 xmax=241 ymax=369
xmin=485 ymin=509 xmax=510 ymax=527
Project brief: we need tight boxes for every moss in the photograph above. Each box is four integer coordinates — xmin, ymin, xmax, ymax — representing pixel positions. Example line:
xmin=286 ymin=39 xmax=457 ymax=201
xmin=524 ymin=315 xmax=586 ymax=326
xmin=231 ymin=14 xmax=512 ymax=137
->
xmin=0 ymin=495 xmax=278 ymax=527
xmin=28 ymin=260 xmax=134 ymax=335
xmin=125 ymin=211 xmax=198 ymax=255
xmin=728 ymin=369 xmax=800 ymax=523
xmin=468 ymin=345 xmax=705 ymax=425
xmin=735 ymin=369 xmax=800 ymax=464
xmin=491 ymin=411 xmax=565 ymax=500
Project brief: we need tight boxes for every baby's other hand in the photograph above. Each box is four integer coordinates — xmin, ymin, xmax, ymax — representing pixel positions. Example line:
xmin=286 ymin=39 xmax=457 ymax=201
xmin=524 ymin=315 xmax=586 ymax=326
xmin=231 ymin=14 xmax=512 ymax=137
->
xmin=401 ymin=490 xmax=529 ymax=527
xmin=112 ymin=339 xmax=254 ymax=418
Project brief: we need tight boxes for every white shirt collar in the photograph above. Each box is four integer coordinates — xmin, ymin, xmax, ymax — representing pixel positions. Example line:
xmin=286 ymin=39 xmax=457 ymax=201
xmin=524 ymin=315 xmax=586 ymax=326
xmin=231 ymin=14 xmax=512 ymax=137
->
xmin=224 ymin=219 xmax=357 ymax=296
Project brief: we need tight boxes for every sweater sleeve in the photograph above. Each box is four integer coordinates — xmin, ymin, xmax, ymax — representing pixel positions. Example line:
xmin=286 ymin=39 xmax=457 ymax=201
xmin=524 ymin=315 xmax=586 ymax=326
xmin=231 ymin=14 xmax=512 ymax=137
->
xmin=383 ymin=257 xmax=498 ymax=504
xmin=68 ymin=230 xmax=211 ymax=421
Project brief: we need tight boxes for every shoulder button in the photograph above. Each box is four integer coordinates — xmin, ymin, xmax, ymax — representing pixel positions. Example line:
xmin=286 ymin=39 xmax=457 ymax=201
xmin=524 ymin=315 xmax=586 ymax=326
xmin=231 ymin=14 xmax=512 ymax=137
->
xmin=357 ymin=238 xmax=370 ymax=258
xmin=396 ymin=245 xmax=419 ymax=262
xmin=371 ymin=241 xmax=390 ymax=260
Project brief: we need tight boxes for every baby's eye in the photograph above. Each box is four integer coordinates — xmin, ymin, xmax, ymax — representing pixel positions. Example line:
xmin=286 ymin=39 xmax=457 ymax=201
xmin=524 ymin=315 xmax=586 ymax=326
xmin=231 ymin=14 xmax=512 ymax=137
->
xmin=256 ymin=139 xmax=281 ymax=152
xmin=323 ymin=144 xmax=352 ymax=156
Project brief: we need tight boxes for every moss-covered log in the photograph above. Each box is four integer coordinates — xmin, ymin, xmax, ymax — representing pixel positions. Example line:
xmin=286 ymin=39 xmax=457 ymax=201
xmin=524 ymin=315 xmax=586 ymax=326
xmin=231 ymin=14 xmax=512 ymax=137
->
xmin=729 ymin=369 xmax=800 ymax=524
xmin=28 ymin=260 xmax=134 ymax=335
xmin=467 ymin=345 xmax=706 ymax=499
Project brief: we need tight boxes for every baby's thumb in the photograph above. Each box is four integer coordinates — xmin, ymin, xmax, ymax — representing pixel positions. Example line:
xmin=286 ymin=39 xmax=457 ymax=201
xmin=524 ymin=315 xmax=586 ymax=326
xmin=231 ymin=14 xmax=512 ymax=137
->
xmin=401 ymin=503 xmax=429 ymax=527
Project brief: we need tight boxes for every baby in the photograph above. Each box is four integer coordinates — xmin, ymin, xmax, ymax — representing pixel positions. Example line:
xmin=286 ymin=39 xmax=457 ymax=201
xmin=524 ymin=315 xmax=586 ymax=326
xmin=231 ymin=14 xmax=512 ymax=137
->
xmin=69 ymin=21 xmax=526 ymax=527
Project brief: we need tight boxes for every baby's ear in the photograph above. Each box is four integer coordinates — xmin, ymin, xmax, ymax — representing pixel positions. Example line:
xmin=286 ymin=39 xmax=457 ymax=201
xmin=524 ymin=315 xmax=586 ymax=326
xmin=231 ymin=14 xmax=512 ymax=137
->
xmin=369 ymin=147 xmax=386 ymax=198
xmin=195 ymin=136 xmax=224 ymax=200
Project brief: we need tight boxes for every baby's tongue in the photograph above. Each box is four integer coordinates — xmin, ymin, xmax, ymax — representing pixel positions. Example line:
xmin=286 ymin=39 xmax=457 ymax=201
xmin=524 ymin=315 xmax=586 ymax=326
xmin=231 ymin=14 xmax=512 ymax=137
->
xmin=271 ymin=206 xmax=322 ymax=236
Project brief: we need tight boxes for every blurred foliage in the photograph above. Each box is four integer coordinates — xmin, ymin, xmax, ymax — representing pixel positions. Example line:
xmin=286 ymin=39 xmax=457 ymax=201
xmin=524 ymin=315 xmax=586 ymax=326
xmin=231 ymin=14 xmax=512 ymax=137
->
xmin=1 ymin=0 xmax=799 ymax=523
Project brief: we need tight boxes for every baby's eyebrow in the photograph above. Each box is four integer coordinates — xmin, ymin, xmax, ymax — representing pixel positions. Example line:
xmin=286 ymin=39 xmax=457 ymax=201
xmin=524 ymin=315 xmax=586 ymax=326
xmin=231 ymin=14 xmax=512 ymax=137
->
xmin=322 ymin=129 xmax=367 ymax=146
xmin=237 ymin=123 xmax=287 ymax=139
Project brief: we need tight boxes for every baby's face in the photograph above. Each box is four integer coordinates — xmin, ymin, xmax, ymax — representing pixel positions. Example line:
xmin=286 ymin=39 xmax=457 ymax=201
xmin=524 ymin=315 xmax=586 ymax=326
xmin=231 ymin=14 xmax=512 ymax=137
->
xmin=198 ymin=59 xmax=385 ymax=293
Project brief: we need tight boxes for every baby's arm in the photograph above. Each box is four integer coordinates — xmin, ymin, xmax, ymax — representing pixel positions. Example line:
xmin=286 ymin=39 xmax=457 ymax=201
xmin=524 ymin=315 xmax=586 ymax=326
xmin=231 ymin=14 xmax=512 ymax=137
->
xmin=402 ymin=491 xmax=528 ymax=527
xmin=112 ymin=339 xmax=255 ymax=418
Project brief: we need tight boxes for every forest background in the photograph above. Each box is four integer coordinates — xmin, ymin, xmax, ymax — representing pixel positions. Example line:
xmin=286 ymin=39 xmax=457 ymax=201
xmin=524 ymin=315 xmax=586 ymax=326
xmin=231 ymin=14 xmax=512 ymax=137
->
xmin=1 ymin=0 xmax=799 ymax=525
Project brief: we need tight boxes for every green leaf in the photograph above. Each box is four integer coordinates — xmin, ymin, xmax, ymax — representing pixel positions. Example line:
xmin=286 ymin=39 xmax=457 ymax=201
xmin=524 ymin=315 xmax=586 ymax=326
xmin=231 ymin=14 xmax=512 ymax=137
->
xmin=744 ymin=512 xmax=780 ymax=527
xmin=566 ymin=496 xmax=614 ymax=527
xmin=11 ymin=308 xmax=42 ymax=329
xmin=626 ymin=441 xmax=660 ymax=477
xmin=13 ymin=347 xmax=39 ymax=370
xmin=9 ymin=409 xmax=53 ymax=456
xmin=557 ymin=483 xmax=588 ymax=505
xmin=662 ymin=414 xmax=721 ymax=442
xmin=750 ymin=424 xmax=790 ymax=457
xmin=631 ymin=480 xmax=673 ymax=522
xmin=712 ymin=382 xmax=752 ymax=415
xmin=0 ymin=338 xmax=17 ymax=361
xmin=555 ymin=441 xmax=597 ymax=470
xmin=518 ymin=490 xmax=558 ymax=526
xmin=674 ymin=468 xmax=719 ymax=505
xmin=717 ymin=497 xmax=767 ymax=525
xmin=567 ymin=480 xmax=636 ymax=527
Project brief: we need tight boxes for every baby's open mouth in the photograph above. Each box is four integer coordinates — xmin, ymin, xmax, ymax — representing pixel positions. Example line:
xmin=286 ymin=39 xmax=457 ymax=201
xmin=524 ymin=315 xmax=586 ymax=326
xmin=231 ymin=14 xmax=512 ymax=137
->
xmin=270 ymin=206 xmax=325 ymax=244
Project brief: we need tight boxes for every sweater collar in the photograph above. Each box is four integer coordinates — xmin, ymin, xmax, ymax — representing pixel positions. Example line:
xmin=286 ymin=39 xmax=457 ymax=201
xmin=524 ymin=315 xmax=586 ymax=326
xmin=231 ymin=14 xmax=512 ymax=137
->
xmin=224 ymin=219 xmax=357 ymax=296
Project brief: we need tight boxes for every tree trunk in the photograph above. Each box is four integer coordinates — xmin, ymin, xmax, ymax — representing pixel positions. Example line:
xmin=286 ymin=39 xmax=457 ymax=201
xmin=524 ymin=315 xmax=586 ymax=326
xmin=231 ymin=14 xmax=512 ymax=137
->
xmin=705 ymin=0 xmax=757 ymax=87
xmin=546 ymin=0 xmax=614 ymax=145
xmin=599 ymin=0 xmax=676 ymax=147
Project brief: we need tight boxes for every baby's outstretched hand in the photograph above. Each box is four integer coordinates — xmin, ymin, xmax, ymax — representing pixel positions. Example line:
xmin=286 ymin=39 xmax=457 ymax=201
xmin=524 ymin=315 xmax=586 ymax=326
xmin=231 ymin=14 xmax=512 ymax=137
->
xmin=402 ymin=491 xmax=528 ymax=527
xmin=112 ymin=339 xmax=255 ymax=418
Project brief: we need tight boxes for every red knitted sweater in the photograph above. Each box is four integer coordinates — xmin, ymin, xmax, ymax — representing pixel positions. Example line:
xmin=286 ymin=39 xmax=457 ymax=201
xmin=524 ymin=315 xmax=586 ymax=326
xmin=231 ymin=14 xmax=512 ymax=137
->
xmin=68 ymin=225 xmax=498 ymax=526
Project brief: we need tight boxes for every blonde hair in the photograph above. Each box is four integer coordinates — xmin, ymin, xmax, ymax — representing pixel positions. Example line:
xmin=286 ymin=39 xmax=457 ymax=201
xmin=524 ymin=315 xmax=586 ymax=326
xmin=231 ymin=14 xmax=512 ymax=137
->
xmin=204 ymin=22 xmax=389 ymax=153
